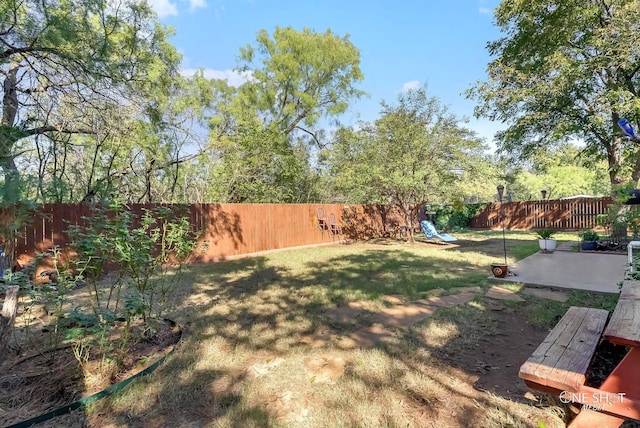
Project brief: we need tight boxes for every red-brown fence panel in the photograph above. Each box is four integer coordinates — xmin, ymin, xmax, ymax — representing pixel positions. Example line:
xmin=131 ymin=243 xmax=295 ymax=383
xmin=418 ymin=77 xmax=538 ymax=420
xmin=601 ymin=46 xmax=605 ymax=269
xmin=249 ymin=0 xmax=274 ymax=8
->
xmin=0 ymin=198 xmax=619 ymax=268
xmin=2 ymin=203 xmax=404 ymax=265
xmin=468 ymin=197 xmax=615 ymax=230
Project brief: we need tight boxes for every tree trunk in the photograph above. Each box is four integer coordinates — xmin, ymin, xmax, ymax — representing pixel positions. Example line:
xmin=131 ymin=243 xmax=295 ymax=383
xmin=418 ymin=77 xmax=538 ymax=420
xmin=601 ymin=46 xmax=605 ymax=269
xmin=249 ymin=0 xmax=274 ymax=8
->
xmin=1 ymin=62 xmax=22 ymax=204
xmin=607 ymin=113 xmax=622 ymax=185
xmin=0 ymin=285 xmax=19 ymax=363
xmin=402 ymin=203 xmax=415 ymax=243
xmin=0 ymin=156 xmax=21 ymax=204
xmin=631 ymin=147 xmax=640 ymax=186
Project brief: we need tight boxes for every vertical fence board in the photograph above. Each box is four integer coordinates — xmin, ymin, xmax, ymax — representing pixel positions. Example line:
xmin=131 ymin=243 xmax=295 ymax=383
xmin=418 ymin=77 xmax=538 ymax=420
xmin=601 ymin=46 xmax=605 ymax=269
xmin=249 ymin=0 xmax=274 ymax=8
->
xmin=468 ymin=197 xmax=614 ymax=230
xmin=0 ymin=199 xmax=617 ymax=265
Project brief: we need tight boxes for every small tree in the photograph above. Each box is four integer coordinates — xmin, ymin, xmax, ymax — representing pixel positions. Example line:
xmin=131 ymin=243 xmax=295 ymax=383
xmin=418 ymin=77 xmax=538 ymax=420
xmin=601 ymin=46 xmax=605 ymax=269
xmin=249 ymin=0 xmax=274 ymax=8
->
xmin=65 ymin=201 xmax=202 ymax=374
xmin=327 ymin=86 xmax=487 ymax=241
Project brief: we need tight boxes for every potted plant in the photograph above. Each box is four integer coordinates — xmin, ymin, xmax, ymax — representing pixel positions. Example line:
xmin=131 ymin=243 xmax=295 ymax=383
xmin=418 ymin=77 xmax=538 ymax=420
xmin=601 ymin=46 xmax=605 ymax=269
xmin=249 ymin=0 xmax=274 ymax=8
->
xmin=535 ymin=229 xmax=557 ymax=253
xmin=491 ymin=262 xmax=509 ymax=278
xmin=579 ymin=229 xmax=600 ymax=251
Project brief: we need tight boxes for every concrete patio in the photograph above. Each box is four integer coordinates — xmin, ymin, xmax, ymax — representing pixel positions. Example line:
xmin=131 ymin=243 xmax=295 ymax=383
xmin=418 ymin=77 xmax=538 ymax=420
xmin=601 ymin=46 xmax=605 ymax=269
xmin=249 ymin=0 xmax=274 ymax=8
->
xmin=492 ymin=241 xmax=628 ymax=294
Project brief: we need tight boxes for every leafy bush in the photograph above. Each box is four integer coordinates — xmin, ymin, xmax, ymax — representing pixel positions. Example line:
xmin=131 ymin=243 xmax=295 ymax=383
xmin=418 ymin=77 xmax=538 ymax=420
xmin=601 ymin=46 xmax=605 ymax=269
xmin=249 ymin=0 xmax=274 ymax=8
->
xmin=534 ymin=229 xmax=556 ymax=239
xmin=68 ymin=201 xmax=202 ymax=321
xmin=579 ymin=229 xmax=600 ymax=242
xmin=434 ymin=203 xmax=485 ymax=230
xmin=64 ymin=200 xmax=204 ymax=374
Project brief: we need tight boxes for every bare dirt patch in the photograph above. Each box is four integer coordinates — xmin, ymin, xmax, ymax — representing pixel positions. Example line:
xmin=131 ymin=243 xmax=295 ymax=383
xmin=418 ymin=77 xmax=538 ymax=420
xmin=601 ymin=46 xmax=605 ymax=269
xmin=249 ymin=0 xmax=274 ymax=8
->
xmin=460 ymin=307 xmax=549 ymax=398
xmin=0 ymin=317 xmax=182 ymax=428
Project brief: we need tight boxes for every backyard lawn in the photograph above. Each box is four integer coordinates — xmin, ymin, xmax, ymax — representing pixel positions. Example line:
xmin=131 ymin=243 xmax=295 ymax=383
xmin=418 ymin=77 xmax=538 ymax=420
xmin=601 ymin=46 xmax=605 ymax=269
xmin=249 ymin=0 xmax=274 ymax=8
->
xmin=3 ymin=230 xmax=622 ymax=427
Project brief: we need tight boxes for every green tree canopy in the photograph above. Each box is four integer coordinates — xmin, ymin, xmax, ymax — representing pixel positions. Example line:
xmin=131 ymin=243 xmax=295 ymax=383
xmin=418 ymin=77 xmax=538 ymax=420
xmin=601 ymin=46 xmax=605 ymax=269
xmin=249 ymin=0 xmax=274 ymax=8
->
xmin=326 ymin=86 xmax=487 ymax=240
xmin=0 ymin=0 xmax=180 ymax=203
xmin=201 ymin=26 xmax=365 ymax=202
xmin=468 ymin=0 xmax=640 ymax=186
xmin=508 ymin=165 xmax=608 ymax=201
xmin=497 ymin=143 xmax=610 ymax=200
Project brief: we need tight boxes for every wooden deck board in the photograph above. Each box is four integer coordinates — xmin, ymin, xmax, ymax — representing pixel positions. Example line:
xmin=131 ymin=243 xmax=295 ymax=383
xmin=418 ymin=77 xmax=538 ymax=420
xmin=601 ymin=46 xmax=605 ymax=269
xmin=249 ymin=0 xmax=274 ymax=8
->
xmin=519 ymin=306 xmax=609 ymax=390
xmin=568 ymin=409 xmax=625 ymax=428
xmin=604 ymin=281 xmax=640 ymax=347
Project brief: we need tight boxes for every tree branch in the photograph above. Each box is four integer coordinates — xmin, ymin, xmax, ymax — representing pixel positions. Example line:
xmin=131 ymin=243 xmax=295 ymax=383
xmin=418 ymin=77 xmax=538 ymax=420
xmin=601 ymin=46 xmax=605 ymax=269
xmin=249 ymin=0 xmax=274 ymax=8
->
xmin=23 ymin=125 xmax=96 ymax=137
xmin=0 ymin=45 xmax=59 ymax=60
xmin=294 ymin=126 xmax=324 ymax=148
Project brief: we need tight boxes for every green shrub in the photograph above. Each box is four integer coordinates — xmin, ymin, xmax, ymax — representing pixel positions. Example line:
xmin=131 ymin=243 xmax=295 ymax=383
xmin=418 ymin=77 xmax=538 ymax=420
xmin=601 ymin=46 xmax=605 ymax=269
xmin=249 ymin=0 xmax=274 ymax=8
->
xmin=434 ymin=203 xmax=485 ymax=230
xmin=534 ymin=229 xmax=556 ymax=239
xmin=579 ymin=229 xmax=600 ymax=241
xmin=68 ymin=201 xmax=202 ymax=322
xmin=63 ymin=200 xmax=204 ymax=375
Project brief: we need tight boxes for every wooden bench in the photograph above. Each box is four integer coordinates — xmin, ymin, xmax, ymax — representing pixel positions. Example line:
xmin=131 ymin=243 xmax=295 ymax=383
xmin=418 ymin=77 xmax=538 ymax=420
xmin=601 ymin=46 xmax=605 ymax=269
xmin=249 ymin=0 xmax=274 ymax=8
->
xmin=519 ymin=283 xmax=640 ymax=427
xmin=519 ymin=306 xmax=609 ymax=392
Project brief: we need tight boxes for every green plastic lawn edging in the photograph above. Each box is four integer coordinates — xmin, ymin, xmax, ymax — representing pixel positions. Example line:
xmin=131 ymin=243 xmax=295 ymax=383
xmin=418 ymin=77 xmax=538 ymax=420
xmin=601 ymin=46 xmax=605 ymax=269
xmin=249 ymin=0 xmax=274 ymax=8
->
xmin=6 ymin=344 xmax=177 ymax=428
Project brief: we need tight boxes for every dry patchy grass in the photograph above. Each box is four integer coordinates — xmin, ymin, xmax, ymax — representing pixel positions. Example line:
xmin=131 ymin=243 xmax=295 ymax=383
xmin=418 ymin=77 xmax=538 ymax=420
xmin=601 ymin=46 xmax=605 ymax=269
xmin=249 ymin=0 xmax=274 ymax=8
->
xmin=12 ymin=231 xmax=614 ymax=427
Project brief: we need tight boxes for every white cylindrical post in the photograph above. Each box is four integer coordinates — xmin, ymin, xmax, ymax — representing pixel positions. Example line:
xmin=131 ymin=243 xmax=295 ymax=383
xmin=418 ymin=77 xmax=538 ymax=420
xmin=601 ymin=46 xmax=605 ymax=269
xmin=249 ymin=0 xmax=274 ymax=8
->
xmin=628 ymin=241 xmax=640 ymax=273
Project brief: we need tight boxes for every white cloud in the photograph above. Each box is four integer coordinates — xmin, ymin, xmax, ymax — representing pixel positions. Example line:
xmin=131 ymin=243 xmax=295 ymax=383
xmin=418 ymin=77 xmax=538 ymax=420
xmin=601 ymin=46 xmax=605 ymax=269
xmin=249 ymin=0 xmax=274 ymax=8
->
xmin=147 ymin=0 xmax=206 ymax=17
xmin=181 ymin=68 xmax=253 ymax=87
xmin=401 ymin=80 xmax=420 ymax=92
xmin=479 ymin=6 xmax=491 ymax=15
xmin=187 ymin=0 xmax=206 ymax=11
xmin=147 ymin=0 xmax=178 ymax=17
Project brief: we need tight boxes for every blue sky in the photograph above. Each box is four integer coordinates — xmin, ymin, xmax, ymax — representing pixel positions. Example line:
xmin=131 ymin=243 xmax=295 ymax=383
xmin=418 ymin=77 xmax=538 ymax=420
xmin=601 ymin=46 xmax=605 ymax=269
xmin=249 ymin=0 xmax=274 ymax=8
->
xmin=150 ymin=0 xmax=504 ymax=147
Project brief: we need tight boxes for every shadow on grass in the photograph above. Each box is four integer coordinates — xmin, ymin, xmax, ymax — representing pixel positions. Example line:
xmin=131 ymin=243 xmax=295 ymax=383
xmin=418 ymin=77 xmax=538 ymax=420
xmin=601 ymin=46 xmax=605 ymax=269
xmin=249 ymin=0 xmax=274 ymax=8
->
xmin=82 ymin=238 xmax=570 ymax=427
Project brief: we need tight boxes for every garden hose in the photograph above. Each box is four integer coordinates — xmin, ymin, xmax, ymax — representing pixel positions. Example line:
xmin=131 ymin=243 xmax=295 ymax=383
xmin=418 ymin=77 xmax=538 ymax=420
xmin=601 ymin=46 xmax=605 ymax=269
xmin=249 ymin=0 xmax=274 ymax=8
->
xmin=6 ymin=332 xmax=179 ymax=428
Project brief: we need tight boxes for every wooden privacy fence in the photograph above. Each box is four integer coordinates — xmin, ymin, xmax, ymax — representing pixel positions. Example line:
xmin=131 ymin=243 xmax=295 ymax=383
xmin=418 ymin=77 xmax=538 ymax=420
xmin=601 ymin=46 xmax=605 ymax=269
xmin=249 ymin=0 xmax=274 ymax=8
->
xmin=468 ymin=197 xmax=615 ymax=230
xmin=5 ymin=203 xmax=406 ymax=265
xmin=2 ymin=198 xmax=618 ymax=267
